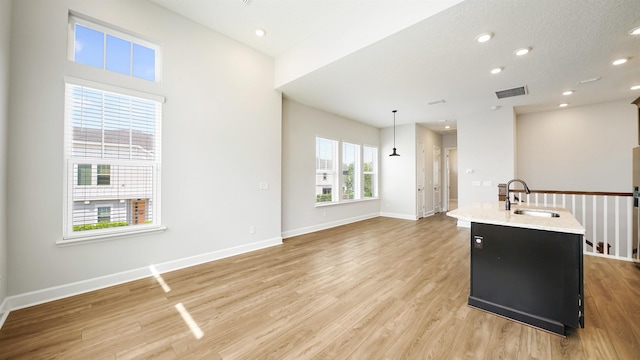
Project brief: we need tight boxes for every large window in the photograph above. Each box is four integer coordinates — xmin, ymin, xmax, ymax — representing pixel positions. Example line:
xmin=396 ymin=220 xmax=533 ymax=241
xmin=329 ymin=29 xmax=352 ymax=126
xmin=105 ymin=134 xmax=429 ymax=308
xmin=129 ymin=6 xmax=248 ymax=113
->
xmin=64 ymin=80 xmax=163 ymax=239
xmin=69 ymin=15 xmax=160 ymax=82
xmin=316 ymin=137 xmax=378 ymax=204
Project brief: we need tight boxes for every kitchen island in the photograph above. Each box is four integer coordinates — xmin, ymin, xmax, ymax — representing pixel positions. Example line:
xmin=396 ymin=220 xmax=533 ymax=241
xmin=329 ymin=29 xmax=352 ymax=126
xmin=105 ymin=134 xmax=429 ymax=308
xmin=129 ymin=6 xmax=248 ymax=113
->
xmin=447 ymin=203 xmax=585 ymax=336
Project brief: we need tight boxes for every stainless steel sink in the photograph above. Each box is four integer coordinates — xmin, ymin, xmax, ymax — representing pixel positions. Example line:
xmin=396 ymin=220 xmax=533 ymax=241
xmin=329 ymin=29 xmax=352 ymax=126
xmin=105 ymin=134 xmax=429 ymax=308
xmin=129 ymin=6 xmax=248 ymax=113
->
xmin=513 ymin=209 xmax=560 ymax=218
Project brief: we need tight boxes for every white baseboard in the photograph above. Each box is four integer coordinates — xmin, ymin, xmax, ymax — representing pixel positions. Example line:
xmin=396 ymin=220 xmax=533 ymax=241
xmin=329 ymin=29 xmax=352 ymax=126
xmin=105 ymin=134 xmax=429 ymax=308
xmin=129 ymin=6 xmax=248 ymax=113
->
xmin=0 ymin=297 xmax=8 ymax=329
xmin=379 ymin=212 xmax=417 ymax=221
xmin=456 ymin=220 xmax=471 ymax=228
xmin=2 ymin=237 xmax=282 ymax=318
xmin=282 ymin=213 xmax=379 ymax=239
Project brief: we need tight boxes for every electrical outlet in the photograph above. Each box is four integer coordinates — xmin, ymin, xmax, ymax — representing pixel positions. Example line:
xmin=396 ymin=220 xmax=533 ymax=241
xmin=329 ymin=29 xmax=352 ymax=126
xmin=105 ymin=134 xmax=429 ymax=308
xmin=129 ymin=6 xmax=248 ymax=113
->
xmin=249 ymin=226 xmax=256 ymax=235
xmin=259 ymin=182 xmax=269 ymax=190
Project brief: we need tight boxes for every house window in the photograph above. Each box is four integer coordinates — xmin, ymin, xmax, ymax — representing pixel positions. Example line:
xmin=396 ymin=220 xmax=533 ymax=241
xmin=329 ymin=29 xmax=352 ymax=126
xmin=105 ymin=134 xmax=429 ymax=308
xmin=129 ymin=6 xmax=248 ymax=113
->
xmin=342 ymin=142 xmax=360 ymax=200
xmin=316 ymin=137 xmax=338 ymax=203
xmin=97 ymin=164 xmax=110 ymax=185
xmin=69 ymin=15 xmax=160 ymax=82
xmin=97 ymin=207 xmax=111 ymax=223
xmin=64 ymin=81 xmax=163 ymax=239
xmin=316 ymin=137 xmax=378 ymax=204
xmin=77 ymin=164 xmax=92 ymax=185
xmin=363 ymin=145 xmax=378 ymax=198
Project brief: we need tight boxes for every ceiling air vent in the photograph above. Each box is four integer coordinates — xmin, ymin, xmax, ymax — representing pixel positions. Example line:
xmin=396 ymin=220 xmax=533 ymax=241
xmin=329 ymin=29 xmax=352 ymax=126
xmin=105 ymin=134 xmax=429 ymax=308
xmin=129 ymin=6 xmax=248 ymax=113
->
xmin=495 ymin=86 xmax=528 ymax=99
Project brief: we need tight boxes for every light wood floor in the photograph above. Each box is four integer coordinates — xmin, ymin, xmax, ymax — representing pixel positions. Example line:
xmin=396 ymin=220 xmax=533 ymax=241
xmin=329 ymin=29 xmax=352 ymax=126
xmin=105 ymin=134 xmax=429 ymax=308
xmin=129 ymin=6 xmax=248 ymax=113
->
xmin=1 ymin=214 xmax=639 ymax=359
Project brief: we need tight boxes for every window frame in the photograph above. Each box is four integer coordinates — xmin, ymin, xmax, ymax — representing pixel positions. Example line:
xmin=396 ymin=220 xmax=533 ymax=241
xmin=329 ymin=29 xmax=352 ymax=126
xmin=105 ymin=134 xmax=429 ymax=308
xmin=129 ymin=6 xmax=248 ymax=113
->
xmin=68 ymin=14 xmax=162 ymax=83
xmin=315 ymin=136 xmax=379 ymax=206
xmin=97 ymin=206 xmax=111 ymax=223
xmin=62 ymin=76 xmax=165 ymax=243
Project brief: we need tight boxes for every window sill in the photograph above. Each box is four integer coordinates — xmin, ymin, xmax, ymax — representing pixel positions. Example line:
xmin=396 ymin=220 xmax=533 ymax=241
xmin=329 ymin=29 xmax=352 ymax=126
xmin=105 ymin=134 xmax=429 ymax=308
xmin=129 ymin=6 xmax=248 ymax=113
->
xmin=315 ymin=197 xmax=380 ymax=208
xmin=57 ymin=226 xmax=167 ymax=246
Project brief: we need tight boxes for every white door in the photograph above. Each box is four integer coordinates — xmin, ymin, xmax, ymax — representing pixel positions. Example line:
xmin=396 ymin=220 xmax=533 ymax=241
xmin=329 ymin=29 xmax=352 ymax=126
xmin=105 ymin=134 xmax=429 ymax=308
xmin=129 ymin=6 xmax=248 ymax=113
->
xmin=433 ymin=146 xmax=442 ymax=213
xmin=417 ymin=141 xmax=425 ymax=218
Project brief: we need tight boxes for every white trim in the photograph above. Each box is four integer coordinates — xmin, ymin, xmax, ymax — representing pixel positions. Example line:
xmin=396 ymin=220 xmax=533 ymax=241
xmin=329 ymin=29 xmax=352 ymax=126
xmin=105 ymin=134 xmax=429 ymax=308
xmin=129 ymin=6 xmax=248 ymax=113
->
xmin=379 ymin=212 xmax=417 ymax=221
xmin=1 ymin=237 xmax=283 ymax=320
xmin=0 ymin=297 xmax=9 ymax=329
xmin=58 ymin=225 xmax=167 ymax=245
xmin=282 ymin=213 xmax=379 ymax=239
xmin=456 ymin=219 xmax=471 ymax=228
xmin=64 ymin=76 xmax=165 ymax=103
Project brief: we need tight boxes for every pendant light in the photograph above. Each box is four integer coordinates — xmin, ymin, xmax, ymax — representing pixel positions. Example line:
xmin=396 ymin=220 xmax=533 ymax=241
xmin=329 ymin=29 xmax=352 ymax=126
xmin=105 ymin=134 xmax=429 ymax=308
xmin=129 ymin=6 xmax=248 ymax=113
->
xmin=389 ymin=110 xmax=400 ymax=156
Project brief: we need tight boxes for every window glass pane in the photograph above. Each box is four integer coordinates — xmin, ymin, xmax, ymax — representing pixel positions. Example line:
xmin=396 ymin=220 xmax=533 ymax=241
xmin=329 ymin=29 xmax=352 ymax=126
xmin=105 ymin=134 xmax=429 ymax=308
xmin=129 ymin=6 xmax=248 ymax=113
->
xmin=65 ymin=83 xmax=162 ymax=237
xmin=74 ymin=24 xmax=104 ymax=69
xmin=97 ymin=207 xmax=111 ymax=223
xmin=342 ymin=142 xmax=359 ymax=200
xmin=77 ymin=164 xmax=92 ymax=186
xmin=133 ymin=44 xmax=156 ymax=81
xmin=363 ymin=146 xmax=378 ymax=198
xmin=106 ymin=35 xmax=131 ymax=75
xmin=97 ymin=164 xmax=111 ymax=185
xmin=316 ymin=137 xmax=337 ymax=203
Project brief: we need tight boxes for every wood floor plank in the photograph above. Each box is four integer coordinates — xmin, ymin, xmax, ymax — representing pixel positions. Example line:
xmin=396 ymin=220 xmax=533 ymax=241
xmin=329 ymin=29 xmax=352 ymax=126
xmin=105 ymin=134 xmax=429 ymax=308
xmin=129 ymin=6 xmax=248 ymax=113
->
xmin=1 ymin=213 xmax=639 ymax=359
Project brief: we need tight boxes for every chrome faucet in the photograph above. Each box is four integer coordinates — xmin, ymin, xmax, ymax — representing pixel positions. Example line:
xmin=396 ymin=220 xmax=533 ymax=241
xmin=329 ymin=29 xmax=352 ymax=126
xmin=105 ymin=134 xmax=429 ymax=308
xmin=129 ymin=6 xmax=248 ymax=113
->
xmin=505 ymin=179 xmax=531 ymax=210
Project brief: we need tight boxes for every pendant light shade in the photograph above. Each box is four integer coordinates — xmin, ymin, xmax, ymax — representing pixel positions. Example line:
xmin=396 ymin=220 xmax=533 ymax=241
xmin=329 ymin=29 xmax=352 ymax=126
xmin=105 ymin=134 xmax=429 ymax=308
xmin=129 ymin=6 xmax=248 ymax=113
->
xmin=389 ymin=110 xmax=400 ymax=156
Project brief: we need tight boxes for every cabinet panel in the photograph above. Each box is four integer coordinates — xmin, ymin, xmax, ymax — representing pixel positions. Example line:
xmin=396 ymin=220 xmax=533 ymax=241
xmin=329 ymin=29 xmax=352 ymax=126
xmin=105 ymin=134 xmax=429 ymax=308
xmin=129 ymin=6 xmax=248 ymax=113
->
xmin=470 ymin=222 xmax=583 ymax=335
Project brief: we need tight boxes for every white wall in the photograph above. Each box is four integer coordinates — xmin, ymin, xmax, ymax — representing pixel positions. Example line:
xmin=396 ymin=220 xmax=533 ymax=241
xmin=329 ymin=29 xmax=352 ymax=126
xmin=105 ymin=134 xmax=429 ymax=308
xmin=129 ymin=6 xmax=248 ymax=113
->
xmin=458 ymin=107 xmax=516 ymax=207
xmin=7 ymin=0 xmax=281 ymax=300
xmin=442 ymin=133 xmax=457 ymax=149
xmin=281 ymin=98 xmax=380 ymax=237
xmin=380 ymin=123 xmax=416 ymax=219
xmin=517 ymin=100 xmax=636 ymax=192
xmin=0 ymin=0 xmax=11 ymax=314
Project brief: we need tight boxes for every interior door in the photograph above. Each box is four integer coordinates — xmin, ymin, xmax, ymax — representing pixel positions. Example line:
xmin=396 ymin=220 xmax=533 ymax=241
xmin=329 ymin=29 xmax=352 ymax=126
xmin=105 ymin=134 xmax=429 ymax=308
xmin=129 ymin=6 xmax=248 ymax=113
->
xmin=433 ymin=146 xmax=441 ymax=213
xmin=417 ymin=141 xmax=425 ymax=218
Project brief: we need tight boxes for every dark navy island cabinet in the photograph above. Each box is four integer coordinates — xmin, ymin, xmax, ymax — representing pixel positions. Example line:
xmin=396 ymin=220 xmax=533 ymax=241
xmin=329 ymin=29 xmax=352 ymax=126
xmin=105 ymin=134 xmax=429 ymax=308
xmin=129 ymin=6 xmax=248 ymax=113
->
xmin=469 ymin=222 xmax=584 ymax=336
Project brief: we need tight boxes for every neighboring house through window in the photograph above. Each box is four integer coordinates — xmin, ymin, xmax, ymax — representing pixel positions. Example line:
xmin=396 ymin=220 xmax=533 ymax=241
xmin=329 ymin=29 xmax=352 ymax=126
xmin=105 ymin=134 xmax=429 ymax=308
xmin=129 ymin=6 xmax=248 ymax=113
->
xmin=63 ymin=14 xmax=163 ymax=241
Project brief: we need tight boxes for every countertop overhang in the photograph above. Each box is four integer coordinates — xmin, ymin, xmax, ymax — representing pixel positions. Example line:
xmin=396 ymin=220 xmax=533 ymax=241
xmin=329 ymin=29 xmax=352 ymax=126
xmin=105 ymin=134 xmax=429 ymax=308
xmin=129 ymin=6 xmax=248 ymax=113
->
xmin=447 ymin=202 xmax=585 ymax=235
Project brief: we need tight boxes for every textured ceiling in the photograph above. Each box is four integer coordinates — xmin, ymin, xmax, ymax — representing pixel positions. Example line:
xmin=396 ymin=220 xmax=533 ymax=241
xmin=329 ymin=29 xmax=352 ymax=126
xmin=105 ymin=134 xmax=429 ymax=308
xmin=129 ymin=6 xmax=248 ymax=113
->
xmin=151 ymin=0 xmax=640 ymax=133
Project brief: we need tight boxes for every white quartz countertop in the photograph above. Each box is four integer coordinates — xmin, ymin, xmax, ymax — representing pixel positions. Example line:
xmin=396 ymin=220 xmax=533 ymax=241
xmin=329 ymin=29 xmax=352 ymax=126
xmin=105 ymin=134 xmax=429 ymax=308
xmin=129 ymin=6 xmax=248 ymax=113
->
xmin=446 ymin=202 xmax=585 ymax=235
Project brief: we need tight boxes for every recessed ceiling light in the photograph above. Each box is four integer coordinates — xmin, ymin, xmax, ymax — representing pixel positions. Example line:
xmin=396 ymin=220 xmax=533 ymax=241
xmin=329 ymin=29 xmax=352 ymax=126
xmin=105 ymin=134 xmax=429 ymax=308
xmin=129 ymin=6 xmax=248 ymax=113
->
xmin=612 ymin=58 xmax=628 ymax=66
xmin=490 ymin=67 xmax=503 ymax=74
xmin=255 ymin=28 xmax=266 ymax=37
xmin=438 ymin=119 xmax=447 ymax=123
xmin=491 ymin=106 xmax=500 ymax=110
xmin=630 ymin=27 xmax=640 ymax=35
xmin=445 ymin=125 xmax=451 ymax=129
xmin=578 ymin=77 xmax=601 ymax=84
xmin=632 ymin=85 xmax=640 ymax=90
xmin=562 ymin=90 xmax=574 ymax=96
xmin=514 ymin=47 xmax=531 ymax=56
xmin=475 ymin=32 xmax=493 ymax=43
xmin=559 ymin=103 xmax=569 ymax=108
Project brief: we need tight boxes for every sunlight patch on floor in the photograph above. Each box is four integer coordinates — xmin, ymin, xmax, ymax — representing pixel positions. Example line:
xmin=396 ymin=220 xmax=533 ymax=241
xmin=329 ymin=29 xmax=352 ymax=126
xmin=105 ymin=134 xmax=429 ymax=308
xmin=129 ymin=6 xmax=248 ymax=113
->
xmin=175 ymin=303 xmax=204 ymax=339
xmin=149 ymin=264 xmax=172 ymax=293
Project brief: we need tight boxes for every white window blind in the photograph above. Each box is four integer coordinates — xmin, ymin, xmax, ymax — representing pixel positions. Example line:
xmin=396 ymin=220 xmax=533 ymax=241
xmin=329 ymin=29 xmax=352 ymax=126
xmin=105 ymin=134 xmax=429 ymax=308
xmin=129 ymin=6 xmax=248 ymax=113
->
xmin=63 ymin=81 xmax=162 ymax=240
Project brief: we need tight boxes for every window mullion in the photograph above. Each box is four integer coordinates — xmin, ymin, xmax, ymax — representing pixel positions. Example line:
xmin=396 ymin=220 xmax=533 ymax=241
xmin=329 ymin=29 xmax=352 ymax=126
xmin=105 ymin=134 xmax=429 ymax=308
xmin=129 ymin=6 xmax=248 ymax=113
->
xmin=101 ymin=91 xmax=105 ymax=159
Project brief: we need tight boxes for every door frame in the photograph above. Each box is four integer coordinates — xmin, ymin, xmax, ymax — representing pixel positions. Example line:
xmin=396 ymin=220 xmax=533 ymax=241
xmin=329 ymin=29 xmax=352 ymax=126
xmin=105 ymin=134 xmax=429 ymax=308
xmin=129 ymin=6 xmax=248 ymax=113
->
xmin=417 ymin=140 xmax=426 ymax=218
xmin=444 ymin=147 xmax=457 ymax=211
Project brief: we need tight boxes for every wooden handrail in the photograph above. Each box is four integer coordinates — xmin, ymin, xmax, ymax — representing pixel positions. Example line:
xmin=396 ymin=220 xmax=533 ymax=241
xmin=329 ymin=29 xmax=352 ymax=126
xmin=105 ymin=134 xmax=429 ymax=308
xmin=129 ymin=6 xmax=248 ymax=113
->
xmin=508 ymin=189 xmax=632 ymax=197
